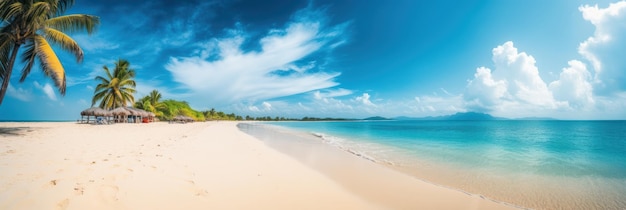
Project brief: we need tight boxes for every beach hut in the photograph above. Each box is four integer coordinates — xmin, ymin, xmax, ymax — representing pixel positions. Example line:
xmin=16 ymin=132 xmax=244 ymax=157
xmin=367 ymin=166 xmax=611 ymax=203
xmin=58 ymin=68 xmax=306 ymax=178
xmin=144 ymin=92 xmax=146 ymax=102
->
xmin=172 ymin=115 xmax=194 ymax=123
xmin=125 ymin=107 xmax=151 ymax=123
xmin=109 ymin=107 xmax=156 ymax=123
xmin=80 ymin=107 xmax=111 ymax=124
xmin=110 ymin=107 xmax=131 ymax=123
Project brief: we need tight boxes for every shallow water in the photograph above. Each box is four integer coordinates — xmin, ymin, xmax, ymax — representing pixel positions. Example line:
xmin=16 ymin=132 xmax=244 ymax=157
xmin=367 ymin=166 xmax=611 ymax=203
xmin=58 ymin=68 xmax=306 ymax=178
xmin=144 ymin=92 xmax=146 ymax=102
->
xmin=244 ymin=120 xmax=626 ymax=210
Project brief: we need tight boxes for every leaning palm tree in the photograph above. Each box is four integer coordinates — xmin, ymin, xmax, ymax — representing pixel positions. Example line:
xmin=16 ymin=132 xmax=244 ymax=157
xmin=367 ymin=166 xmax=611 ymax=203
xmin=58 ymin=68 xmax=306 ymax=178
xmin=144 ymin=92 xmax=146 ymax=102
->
xmin=0 ymin=0 xmax=99 ymax=105
xmin=92 ymin=59 xmax=136 ymax=109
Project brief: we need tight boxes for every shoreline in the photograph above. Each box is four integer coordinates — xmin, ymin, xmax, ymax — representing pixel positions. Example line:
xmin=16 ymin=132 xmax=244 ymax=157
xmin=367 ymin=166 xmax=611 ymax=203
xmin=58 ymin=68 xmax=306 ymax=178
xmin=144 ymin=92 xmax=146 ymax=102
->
xmin=245 ymin=121 xmax=626 ymax=210
xmin=237 ymin=123 xmax=517 ymax=209
xmin=1 ymin=121 xmax=514 ymax=209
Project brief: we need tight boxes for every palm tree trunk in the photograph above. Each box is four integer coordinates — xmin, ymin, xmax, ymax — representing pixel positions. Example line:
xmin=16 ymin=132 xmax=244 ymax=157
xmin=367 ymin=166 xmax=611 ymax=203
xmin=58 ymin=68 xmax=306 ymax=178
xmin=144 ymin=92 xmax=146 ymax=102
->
xmin=0 ymin=43 xmax=22 ymax=106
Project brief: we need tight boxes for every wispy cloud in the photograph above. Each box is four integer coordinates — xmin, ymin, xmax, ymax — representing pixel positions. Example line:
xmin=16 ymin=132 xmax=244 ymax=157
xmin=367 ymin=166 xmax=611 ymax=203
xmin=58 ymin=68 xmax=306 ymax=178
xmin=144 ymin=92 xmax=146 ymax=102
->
xmin=165 ymin=8 xmax=348 ymax=106
xmin=6 ymin=83 xmax=32 ymax=102
xmin=33 ymin=81 xmax=57 ymax=101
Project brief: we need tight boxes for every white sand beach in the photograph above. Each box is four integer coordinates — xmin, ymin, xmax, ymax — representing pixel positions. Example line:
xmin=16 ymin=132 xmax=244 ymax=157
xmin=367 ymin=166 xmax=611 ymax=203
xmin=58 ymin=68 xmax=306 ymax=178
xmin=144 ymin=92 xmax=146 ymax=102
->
xmin=0 ymin=122 xmax=515 ymax=210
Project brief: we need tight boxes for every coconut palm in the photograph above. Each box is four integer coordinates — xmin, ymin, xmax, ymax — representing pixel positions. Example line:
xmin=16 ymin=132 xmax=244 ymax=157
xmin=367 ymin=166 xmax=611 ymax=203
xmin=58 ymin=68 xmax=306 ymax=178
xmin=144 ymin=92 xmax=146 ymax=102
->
xmin=0 ymin=0 xmax=99 ymax=105
xmin=92 ymin=59 xmax=136 ymax=109
xmin=135 ymin=89 xmax=165 ymax=117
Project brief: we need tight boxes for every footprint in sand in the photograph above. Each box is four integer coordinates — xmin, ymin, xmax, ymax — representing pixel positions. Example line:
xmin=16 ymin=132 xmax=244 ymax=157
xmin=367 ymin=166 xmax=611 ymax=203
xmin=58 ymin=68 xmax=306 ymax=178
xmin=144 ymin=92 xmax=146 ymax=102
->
xmin=57 ymin=198 xmax=69 ymax=210
xmin=187 ymin=180 xmax=208 ymax=197
xmin=73 ymin=185 xmax=84 ymax=195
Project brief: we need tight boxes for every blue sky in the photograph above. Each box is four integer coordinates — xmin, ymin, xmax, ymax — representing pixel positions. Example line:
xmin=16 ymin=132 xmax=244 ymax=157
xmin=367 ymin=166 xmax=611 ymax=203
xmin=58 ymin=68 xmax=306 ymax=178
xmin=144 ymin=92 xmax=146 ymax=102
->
xmin=2 ymin=0 xmax=626 ymax=120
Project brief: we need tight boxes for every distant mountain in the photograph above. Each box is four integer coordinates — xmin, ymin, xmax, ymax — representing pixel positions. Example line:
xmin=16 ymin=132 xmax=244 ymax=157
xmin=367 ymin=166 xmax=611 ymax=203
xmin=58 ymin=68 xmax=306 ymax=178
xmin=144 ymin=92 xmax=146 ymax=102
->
xmin=394 ymin=112 xmax=506 ymax=121
xmin=363 ymin=116 xmax=390 ymax=120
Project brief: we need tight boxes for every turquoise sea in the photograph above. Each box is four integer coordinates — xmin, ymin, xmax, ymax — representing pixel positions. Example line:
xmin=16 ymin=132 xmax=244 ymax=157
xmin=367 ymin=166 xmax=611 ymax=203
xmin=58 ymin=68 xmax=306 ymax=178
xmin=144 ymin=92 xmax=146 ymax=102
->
xmin=242 ymin=120 xmax=626 ymax=209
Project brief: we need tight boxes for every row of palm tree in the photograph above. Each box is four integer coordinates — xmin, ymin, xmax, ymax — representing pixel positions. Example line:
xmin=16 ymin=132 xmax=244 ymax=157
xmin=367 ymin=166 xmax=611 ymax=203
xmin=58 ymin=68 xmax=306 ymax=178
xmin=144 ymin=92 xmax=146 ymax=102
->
xmin=0 ymin=0 xmax=99 ymax=105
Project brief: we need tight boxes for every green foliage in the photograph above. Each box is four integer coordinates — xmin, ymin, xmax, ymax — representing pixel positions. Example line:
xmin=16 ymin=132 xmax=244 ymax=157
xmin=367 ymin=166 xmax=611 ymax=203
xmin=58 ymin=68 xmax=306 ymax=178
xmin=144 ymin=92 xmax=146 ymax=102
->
xmin=157 ymin=99 xmax=208 ymax=121
xmin=92 ymin=59 xmax=136 ymax=109
xmin=134 ymin=89 xmax=165 ymax=117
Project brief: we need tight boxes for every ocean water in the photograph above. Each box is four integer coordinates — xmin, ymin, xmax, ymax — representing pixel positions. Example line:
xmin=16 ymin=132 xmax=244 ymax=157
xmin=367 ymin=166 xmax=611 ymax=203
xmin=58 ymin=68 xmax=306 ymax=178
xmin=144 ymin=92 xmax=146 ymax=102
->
xmin=251 ymin=120 xmax=626 ymax=209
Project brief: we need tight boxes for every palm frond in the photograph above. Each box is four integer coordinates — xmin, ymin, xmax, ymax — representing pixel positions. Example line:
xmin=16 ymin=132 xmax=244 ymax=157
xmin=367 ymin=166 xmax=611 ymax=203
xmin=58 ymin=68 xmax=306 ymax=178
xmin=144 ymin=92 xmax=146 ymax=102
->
xmin=33 ymin=35 xmax=66 ymax=95
xmin=25 ymin=2 xmax=51 ymax=30
xmin=19 ymin=39 xmax=36 ymax=82
xmin=42 ymin=27 xmax=83 ymax=62
xmin=94 ymin=75 xmax=110 ymax=84
xmin=0 ymin=2 xmax=24 ymax=22
xmin=46 ymin=14 xmax=99 ymax=35
xmin=102 ymin=66 xmax=113 ymax=80
xmin=92 ymin=89 xmax=107 ymax=106
xmin=48 ymin=0 xmax=75 ymax=16
xmin=0 ymin=34 xmax=14 ymax=80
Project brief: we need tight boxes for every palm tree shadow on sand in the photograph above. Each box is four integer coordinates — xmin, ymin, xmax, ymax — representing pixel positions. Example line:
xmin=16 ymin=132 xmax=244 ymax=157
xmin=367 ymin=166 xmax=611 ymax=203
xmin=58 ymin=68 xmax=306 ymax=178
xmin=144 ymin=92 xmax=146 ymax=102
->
xmin=0 ymin=127 xmax=37 ymax=136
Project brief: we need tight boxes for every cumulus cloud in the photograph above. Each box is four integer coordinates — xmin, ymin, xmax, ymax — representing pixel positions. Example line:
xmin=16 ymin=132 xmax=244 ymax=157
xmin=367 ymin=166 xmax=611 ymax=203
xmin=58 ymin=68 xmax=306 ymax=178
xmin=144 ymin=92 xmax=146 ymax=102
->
xmin=460 ymin=1 xmax=626 ymax=119
xmin=33 ymin=82 xmax=57 ymax=101
xmin=355 ymin=93 xmax=375 ymax=106
xmin=548 ymin=60 xmax=595 ymax=108
xmin=464 ymin=42 xmax=560 ymax=114
xmin=464 ymin=67 xmax=507 ymax=112
xmin=578 ymin=1 xmax=626 ymax=93
xmin=165 ymin=8 xmax=347 ymax=105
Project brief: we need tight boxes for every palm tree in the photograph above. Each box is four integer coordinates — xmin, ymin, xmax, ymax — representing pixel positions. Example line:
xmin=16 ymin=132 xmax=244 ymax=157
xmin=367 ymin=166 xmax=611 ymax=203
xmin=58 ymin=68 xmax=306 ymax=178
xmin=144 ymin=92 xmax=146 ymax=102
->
xmin=135 ymin=89 xmax=165 ymax=117
xmin=92 ymin=59 xmax=136 ymax=109
xmin=0 ymin=0 xmax=99 ymax=105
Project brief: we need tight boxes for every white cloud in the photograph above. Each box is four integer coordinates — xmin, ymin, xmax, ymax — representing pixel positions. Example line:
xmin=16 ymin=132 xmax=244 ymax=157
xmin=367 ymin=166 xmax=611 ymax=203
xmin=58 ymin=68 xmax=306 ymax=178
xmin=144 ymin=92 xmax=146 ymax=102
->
xmin=262 ymin=102 xmax=272 ymax=111
xmin=463 ymin=42 xmax=564 ymax=116
xmin=6 ymin=83 xmax=32 ymax=102
xmin=414 ymin=95 xmax=464 ymax=115
xmin=355 ymin=93 xmax=375 ymax=106
xmin=313 ymin=88 xmax=353 ymax=100
xmin=464 ymin=67 xmax=507 ymax=112
xmin=165 ymin=8 xmax=346 ymax=106
xmin=548 ymin=60 xmax=595 ymax=109
xmin=73 ymin=34 xmax=120 ymax=52
xmin=578 ymin=1 xmax=626 ymax=93
xmin=248 ymin=106 xmax=260 ymax=112
xmin=33 ymin=81 xmax=57 ymax=101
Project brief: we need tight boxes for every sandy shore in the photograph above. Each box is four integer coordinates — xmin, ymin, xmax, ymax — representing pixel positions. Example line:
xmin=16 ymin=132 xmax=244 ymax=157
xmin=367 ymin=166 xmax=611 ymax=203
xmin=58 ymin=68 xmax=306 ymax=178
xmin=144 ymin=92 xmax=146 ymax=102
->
xmin=0 ymin=122 xmax=515 ymax=210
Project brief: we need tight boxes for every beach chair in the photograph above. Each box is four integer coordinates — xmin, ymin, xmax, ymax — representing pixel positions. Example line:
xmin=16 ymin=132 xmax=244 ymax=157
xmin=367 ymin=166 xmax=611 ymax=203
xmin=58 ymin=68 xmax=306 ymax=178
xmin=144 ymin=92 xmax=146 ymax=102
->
xmin=96 ymin=117 xmax=109 ymax=125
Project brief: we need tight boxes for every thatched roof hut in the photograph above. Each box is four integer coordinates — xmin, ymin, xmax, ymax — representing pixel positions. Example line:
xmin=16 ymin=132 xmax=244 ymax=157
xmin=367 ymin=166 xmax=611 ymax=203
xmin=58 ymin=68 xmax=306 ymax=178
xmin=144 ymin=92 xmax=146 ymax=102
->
xmin=80 ymin=106 xmax=155 ymax=124
xmin=110 ymin=107 xmax=131 ymax=116
xmin=80 ymin=107 xmax=111 ymax=116
xmin=173 ymin=115 xmax=194 ymax=122
xmin=126 ymin=107 xmax=151 ymax=117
